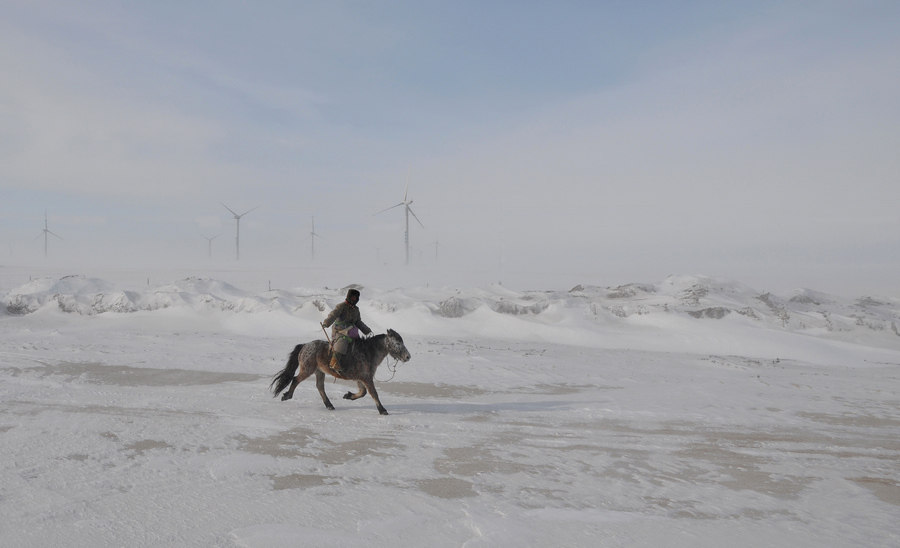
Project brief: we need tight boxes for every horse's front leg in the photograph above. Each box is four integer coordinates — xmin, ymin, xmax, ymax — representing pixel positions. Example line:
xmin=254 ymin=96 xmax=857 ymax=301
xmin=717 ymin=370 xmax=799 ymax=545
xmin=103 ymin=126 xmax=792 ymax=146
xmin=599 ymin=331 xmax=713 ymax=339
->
xmin=315 ymin=369 xmax=335 ymax=410
xmin=343 ymin=381 xmax=368 ymax=401
xmin=361 ymin=378 xmax=388 ymax=415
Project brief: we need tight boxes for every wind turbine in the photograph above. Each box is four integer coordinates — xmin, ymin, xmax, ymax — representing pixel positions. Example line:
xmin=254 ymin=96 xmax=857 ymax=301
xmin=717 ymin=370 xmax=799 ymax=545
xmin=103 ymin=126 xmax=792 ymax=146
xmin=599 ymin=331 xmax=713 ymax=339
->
xmin=220 ymin=203 xmax=259 ymax=261
xmin=35 ymin=211 xmax=63 ymax=258
xmin=373 ymin=167 xmax=425 ymax=265
xmin=201 ymin=233 xmax=221 ymax=259
xmin=310 ymin=216 xmax=323 ymax=261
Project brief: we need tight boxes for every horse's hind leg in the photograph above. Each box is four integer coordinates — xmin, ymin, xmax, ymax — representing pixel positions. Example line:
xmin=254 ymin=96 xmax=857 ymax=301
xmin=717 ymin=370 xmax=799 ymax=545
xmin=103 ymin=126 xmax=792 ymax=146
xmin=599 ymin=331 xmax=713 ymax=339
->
xmin=315 ymin=370 xmax=335 ymax=410
xmin=343 ymin=381 xmax=368 ymax=401
xmin=362 ymin=379 xmax=388 ymax=415
xmin=282 ymin=362 xmax=315 ymax=401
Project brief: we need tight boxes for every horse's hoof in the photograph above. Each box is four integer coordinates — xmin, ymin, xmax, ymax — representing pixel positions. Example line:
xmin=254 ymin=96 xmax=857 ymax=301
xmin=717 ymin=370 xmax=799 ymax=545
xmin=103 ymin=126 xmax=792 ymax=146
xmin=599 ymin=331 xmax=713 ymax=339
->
xmin=326 ymin=405 xmax=335 ymax=411
xmin=343 ymin=391 xmax=353 ymax=400
xmin=281 ymin=393 xmax=292 ymax=401
xmin=379 ymin=408 xmax=389 ymax=415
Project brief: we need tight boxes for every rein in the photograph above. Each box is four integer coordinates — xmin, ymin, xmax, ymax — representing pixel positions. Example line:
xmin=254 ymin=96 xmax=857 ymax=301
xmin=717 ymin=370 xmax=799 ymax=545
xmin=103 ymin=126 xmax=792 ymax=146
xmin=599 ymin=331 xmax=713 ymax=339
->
xmin=376 ymin=356 xmax=400 ymax=382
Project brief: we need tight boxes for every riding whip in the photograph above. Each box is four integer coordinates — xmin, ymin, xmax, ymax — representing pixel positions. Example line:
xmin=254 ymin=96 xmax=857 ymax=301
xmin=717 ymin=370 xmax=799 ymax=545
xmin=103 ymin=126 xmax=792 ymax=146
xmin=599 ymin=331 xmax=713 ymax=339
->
xmin=320 ymin=322 xmax=333 ymax=351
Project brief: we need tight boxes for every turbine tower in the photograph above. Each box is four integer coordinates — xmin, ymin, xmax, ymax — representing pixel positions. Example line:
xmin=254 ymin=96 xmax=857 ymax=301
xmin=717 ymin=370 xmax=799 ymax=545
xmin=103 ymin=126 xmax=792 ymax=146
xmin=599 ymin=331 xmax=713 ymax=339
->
xmin=220 ymin=203 xmax=259 ymax=261
xmin=35 ymin=211 xmax=63 ymax=258
xmin=310 ymin=216 xmax=323 ymax=262
xmin=201 ymin=233 xmax=221 ymax=259
xmin=374 ymin=167 xmax=424 ymax=265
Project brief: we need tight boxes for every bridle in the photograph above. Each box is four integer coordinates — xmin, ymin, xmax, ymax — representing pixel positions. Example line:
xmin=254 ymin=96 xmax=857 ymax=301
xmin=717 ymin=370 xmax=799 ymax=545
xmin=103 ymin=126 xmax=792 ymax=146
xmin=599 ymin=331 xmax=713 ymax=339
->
xmin=376 ymin=334 xmax=404 ymax=382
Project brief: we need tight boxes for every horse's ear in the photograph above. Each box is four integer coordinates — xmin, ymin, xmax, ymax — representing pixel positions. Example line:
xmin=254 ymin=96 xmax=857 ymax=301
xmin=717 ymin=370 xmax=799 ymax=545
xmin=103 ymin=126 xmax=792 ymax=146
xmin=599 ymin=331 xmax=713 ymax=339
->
xmin=387 ymin=328 xmax=402 ymax=342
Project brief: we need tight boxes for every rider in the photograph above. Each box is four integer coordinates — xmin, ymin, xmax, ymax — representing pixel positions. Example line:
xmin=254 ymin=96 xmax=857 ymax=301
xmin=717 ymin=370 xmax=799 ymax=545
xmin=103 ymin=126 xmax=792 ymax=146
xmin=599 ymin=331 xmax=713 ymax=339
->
xmin=322 ymin=288 xmax=372 ymax=376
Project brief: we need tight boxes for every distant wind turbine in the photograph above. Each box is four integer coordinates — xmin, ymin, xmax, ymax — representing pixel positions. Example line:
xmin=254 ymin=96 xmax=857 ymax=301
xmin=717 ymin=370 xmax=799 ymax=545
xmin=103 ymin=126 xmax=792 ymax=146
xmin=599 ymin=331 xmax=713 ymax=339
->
xmin=220 ymin=203 xmax=259 ymax=261
xmin=201 ymin=233 xmax=221 ymax=259
xmin=310 ymin=216 xmax=323 ymax=262
xmin=35 ymin=211 xmax=63 ymax=258
xmin=434 ymin=240 xmax=441 ymax=263
xmin=373 ymin=167 xmax=425 ymax=265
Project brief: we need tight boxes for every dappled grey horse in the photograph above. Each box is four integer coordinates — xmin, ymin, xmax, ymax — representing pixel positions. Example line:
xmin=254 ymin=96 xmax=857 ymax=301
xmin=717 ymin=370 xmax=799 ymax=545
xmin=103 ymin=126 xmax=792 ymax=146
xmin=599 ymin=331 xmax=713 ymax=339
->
xmin=270 ymin=329 xmax=411 ymax=415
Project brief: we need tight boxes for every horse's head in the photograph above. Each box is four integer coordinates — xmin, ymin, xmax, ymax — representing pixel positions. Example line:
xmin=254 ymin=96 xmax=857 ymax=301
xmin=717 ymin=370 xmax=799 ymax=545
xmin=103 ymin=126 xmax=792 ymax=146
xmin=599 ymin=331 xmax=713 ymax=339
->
xmin=385 ymin=328 xmax=411 ymax=362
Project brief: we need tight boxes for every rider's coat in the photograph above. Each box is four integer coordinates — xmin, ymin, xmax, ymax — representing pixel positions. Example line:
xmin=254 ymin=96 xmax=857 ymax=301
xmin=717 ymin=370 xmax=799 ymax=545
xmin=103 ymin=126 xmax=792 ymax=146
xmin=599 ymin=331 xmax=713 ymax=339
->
xmin=323 ymin=300 xmax=372 ymax=354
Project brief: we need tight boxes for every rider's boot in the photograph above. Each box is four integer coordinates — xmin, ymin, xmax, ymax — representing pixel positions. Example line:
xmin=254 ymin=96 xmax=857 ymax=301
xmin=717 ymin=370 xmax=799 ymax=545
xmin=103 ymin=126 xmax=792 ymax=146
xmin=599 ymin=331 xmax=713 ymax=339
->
xmin=329 ymin=353 xmax=343 ymax=376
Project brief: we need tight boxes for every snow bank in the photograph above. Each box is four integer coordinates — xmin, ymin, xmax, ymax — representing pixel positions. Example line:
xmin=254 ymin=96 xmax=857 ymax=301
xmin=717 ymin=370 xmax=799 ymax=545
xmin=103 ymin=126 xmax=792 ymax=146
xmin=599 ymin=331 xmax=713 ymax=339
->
xmin=3 ymin=273 xmax=898 ymax=365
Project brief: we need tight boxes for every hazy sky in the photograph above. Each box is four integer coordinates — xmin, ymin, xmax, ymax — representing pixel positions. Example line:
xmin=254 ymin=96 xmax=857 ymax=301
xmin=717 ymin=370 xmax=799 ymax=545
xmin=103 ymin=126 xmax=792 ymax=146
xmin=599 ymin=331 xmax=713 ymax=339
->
xmin=2 ymin=1 xmax=899 ymax=294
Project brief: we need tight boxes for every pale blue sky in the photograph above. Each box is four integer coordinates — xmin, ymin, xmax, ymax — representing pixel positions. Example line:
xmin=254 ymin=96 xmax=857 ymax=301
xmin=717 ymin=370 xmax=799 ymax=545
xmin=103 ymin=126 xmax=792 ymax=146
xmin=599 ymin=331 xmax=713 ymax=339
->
xmin=2 ymin=1 xmax=899 ymax=294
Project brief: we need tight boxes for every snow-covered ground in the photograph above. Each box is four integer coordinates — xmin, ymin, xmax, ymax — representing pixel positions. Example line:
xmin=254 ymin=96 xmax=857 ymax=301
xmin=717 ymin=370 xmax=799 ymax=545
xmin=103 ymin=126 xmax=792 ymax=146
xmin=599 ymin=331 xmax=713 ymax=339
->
xmin=1 ymin=266 xmax=899 ymax=547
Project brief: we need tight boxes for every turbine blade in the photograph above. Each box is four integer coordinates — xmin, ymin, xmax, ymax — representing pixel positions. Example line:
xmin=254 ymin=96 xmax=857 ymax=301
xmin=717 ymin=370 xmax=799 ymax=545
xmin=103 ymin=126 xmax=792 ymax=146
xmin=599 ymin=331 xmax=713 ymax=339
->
xmin=373 ymin=202 xmax=404 ymax=216
xmin=407 ymin=206 xmax=425 ymax=229
xmin=239 ymin=205 xmax=260 ymax=217
xmin=48 ymin=231 xmax=63 ymax=240
xmin=220 ymin=202 xmax=239 ymax=217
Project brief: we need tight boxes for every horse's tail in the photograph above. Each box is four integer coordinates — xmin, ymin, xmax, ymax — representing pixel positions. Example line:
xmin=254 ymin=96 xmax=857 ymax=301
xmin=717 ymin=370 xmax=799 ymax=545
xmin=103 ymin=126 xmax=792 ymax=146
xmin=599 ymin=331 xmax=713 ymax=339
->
xmin=270 ymin=344 xmax=304 ymax=396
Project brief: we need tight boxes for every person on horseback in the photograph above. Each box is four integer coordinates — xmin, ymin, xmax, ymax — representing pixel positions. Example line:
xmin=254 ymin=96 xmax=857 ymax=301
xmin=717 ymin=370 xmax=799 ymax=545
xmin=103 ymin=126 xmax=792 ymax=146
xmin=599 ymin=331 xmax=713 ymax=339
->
xmin=322 ymin=288 xmax=372 ymax=376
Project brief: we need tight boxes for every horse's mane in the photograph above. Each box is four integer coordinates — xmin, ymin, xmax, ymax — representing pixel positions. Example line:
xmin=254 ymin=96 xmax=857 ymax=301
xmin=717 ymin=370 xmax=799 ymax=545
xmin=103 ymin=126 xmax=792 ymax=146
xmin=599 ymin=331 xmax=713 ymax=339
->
xmin=350 ymin=332 xmax=386 ymax=354
xmin=362 ymin=332 xmax=387 ymax=345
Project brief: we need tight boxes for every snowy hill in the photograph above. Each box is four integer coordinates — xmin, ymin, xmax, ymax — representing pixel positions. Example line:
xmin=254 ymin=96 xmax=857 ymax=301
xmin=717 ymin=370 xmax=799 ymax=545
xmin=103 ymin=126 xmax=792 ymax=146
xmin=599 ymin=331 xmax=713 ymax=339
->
xmin=4 ymin=273 xmax=898 ymax=355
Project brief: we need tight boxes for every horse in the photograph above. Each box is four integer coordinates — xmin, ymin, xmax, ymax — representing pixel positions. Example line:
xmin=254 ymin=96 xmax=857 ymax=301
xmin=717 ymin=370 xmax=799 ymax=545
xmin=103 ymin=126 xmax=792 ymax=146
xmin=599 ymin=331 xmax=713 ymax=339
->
xmin=269 ymin=329 xmax=411 ymax=415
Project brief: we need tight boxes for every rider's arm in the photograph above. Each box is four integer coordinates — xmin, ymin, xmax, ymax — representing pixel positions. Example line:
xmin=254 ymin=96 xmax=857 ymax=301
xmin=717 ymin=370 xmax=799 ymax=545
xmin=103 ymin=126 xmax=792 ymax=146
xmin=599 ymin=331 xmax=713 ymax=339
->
xmin=322 ymin=302 xmax=345 ymax=328
xmin=356 ymin=319 xmax=372 ymax=335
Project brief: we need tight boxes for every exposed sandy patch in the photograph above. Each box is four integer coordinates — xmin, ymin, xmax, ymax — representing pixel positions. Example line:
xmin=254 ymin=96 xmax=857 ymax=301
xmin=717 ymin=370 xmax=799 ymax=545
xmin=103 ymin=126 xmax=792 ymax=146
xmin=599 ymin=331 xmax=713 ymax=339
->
xmin=124 ymin=439 xmax=172 ymax=458
xmin=271 ymin=474 xmax=332 ymax=490
xmin=238 ymin=428 xmax=401 ymax=466
xmin=798 ymin=411 xmax=900 ymax=429
xmin=851 ymin=477 xmax=900 ymax=506
xmin=35 ymin=362 xmax=265 ymax=386
xmin=415 ymin=477 xmax=477 ymax=499
xmin=237 ymin=427 xmax=316 ymax=459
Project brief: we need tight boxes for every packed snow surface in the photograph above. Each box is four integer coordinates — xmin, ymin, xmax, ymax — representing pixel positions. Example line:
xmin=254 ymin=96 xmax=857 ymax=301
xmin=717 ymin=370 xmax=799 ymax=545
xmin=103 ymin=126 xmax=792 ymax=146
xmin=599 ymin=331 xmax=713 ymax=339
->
xmin=1 ymin=267 xmax=898 ymax=547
